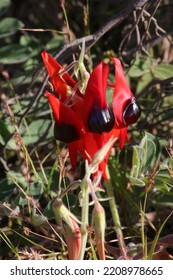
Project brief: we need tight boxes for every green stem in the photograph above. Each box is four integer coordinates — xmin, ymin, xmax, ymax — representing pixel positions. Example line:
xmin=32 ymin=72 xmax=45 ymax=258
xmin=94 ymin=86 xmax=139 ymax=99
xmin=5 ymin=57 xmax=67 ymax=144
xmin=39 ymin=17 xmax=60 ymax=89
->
xmin=141 ymin=192 xmax=148 ymax=259
xmin=78 ymin=180 xmax=89 ymax=260
xmin=105 ymin=169 xmax=130 ymax=260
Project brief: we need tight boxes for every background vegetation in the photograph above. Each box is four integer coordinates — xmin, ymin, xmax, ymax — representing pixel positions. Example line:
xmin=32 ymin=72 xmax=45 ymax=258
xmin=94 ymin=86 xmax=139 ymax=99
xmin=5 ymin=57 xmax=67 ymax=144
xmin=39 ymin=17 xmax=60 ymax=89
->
xmin=0 ymin=0 xmax=173 ymax=259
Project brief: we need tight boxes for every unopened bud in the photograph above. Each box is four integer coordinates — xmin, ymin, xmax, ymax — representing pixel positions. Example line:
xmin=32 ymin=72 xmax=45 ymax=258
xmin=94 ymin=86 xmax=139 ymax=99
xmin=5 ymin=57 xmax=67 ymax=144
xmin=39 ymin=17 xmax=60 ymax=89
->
xmin=92 ymin=201 xmax=106 ymax=260
xmin=52 ymin=197 xmax=81 ymax=260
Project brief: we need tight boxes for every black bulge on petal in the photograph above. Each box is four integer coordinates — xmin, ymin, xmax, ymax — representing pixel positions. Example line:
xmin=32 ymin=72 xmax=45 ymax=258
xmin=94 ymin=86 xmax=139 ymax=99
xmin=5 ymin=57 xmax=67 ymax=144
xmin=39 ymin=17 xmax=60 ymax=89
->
xmin=54 ymin=123 xmax=80 ymax=143
xmin=88 ymin=107 xmax=115 ymax=134
xmin=123 ymin=98 xmax=141 ymax=126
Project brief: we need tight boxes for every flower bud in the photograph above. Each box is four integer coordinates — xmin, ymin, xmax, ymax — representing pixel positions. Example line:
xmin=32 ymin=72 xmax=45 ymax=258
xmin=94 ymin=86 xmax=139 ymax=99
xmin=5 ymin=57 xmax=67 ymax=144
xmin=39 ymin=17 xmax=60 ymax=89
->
xmin=52 ymin=197 xmax=81 ymax=260
xmin=92 ymin=201 xmax=106 ymax=260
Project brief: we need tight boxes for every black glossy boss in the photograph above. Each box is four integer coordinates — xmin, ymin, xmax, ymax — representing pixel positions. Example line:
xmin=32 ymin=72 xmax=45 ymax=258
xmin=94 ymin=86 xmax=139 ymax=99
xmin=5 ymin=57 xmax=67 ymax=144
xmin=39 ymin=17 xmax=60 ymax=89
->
xmin=88 ymin=106 xmax=115 ymax=134
xmin=123 ymin=98 xmax=141 ymax=126
xmin=54 ymin=123 xmax=80 ymax=143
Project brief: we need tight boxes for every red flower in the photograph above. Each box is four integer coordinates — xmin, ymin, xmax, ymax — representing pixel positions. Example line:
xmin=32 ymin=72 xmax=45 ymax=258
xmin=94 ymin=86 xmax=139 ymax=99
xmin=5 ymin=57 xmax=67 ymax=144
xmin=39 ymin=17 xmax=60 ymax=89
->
xmin=41 ymin=50 xmax=140 ymax=179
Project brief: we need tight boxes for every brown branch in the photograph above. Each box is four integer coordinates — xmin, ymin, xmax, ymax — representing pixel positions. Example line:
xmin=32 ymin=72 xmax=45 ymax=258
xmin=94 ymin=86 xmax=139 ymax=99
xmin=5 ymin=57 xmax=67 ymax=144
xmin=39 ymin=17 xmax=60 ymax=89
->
xmin=55 ymin=0 xmax=154 ymax=63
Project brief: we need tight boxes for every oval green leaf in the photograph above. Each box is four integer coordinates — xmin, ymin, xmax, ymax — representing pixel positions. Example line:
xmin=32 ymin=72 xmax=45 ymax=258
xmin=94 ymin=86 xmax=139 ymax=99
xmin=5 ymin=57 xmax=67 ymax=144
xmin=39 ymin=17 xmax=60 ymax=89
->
xmin=0 ymin=17 xmax=24 ymax=38
xmin=0 ymin=44 xmax=32 ymax=64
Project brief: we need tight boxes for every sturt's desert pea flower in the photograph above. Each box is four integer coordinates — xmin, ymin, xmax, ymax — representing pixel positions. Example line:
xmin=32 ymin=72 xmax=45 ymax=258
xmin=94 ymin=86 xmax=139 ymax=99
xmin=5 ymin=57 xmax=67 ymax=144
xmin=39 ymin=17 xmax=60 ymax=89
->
xmin=41 ymin=50 xmax=141 ymax=179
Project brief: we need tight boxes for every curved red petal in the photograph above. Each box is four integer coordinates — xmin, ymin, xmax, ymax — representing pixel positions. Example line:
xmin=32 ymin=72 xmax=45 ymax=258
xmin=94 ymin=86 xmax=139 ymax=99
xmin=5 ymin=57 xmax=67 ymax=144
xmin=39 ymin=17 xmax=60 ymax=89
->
xmin=68 ymin=138 xmax=89 ymax=169
xmin=41 ymin=50 xmax=62 ymax=76
xmin=119 ymin=127 xmax=129 ymax=149
xmin=46 ymin=91 xmax=85 ymax=138
xmin=41 ymin=50 xmax=77 ymax=101
xmin=112 ymin=58 xmax=133 ymax=128
xmin=83 ymin=61 xmax=109 ymax=126
xmin=68 ymin=140 xmax=82 ymax=168
xmin=68 ymin=142 xmax=79 ymax=168
xmin=42 ymin=50 xmax=76 ymax=87
xmin=66 ymin=217 xmax=81 ymax=260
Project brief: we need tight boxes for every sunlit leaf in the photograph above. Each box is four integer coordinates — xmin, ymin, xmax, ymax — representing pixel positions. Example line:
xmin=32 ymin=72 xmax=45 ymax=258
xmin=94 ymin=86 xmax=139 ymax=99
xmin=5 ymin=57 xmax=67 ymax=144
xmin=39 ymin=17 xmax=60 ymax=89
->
xmin=130 ymin=177 xmax=145 ymax=187
xmin=136 ymin=72 xmax=153 ymax=93
xmin=0 ymin=17 xmax=24 ymax=38
xmin=22 ymin=119 xmax=53 ymax=145
xmin=154 ymin=64 xmax=173 ymax=79
xmin=128 ymin=56 xmax=152 ymax=78
xmin=131 ymin=146 xmax=145 ymax=178
xmin=0 ymin=0 xmax=11 ymax=12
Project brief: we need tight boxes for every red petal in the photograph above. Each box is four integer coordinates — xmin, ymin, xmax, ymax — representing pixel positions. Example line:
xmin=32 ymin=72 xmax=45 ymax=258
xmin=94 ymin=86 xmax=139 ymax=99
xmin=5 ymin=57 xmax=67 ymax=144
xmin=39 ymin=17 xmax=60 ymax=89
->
xmin=41 ymin=50 xmax=76 ymax=87
xmin=66 ymin=217 xmax=81 ymax=260
xmin=119 ymin=127 xmax=129 ymax=149
xmin=46 ymin=91 xmax=85 ymax=138
xmin=83 ymin=61 xmax=109 ymax=126
xmin=68 ymin=142 xmax=79 ymax=168
xmin=41 ymin=50 xmax=77 ymax=101
xmin=112 ymin=58 xmax=133 ymax=128
xmin=68 ymin=139 xmax=88 ymax=169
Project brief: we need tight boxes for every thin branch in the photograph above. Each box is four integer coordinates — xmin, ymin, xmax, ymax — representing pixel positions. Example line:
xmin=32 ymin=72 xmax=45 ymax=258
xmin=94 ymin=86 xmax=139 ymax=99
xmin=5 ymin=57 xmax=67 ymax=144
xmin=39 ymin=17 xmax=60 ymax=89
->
xmin=55 ymin=0 xmax=153 ymax=63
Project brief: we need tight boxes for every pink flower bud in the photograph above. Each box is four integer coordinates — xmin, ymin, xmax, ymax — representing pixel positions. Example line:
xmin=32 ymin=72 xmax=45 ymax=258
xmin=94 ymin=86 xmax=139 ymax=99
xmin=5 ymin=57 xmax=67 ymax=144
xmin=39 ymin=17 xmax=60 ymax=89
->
xmin=92 ymin=201 xmax=106 ymax=260
xmin=52 ymin=198 xmax=81 ymax=260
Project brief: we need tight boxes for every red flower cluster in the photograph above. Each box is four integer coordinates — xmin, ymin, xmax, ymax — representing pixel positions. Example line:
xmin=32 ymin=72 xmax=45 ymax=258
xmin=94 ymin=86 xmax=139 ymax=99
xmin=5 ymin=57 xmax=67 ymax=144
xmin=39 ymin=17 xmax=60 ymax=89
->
xmin=41 ymin=50 xmax=140 ymax=179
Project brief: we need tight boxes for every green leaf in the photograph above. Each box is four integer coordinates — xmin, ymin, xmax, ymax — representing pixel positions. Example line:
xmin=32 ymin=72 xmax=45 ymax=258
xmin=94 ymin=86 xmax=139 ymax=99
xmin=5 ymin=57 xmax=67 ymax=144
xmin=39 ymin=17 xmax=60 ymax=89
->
xmin=131 ymin=146 xmax=145 ymax=177
xmin=0 ymin=44 xmax=32 ymax=64
xmin=136 ymin=72 xmax=153 ymax=93
xmin=31 ymin=213 xmax=47 ymax=226
xmin=0 ymin=134 xmax=4 ymax=145
xmin=16 ymin=182 xmax=43 ymax=206
xmin=130 ymin=177 xmax=145 ymax=187
xmin=0 ymin=178 xmax=16 ymax=200
xmin=0 ymin=120 xmax=11 ymax=144
xmin=7 ymin=171 xmax=28 ymax=188
xmin=0 ymin=17 xmax=24 ymax=38
xmin=63 ymin=193 xmax=77 ymax=209
xmin=140 ymin=132 xmax=161 ymax=172
xmin=3 ymin=205 xmax=20 ymax=218
xmin=145 ymin=139 xmax=156 ymax=170
xmin=43 ymin=199 xmax=55 ymax=219
xmin=154 ymin=64 xmax=173 ymax=79
xmin=128 ymin=56 xmax=152 ymax=78
xmin=0 ymin=0 xmax=11 ymax=12
xmin=22 ymin=119 xmax=53 ymax=145
xmin=155 ymin=193 xmax=173 ymax=207
xmin=147 ymin=211 xmax=173 ymax=260
xmin=45 ymin=35 xmax=64 ymax=51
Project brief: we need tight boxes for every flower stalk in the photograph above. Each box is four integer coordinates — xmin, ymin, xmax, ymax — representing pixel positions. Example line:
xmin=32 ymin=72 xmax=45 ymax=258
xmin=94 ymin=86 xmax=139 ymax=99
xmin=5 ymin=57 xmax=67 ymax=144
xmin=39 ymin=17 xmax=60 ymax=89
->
xmin=89 ymin=178 xmax=106 ymax=260
xmin=78 ymin=178 xmax=90 ymax=260
xmin=105 ymin=168 xmax=130 ymax=260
